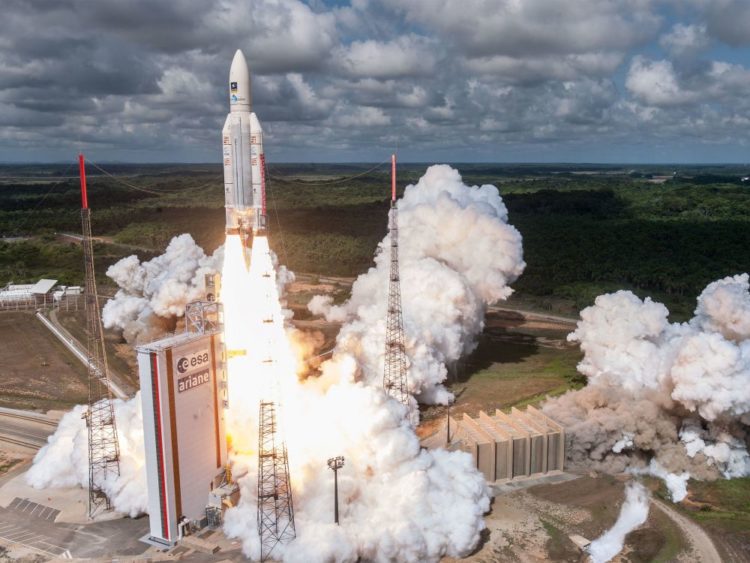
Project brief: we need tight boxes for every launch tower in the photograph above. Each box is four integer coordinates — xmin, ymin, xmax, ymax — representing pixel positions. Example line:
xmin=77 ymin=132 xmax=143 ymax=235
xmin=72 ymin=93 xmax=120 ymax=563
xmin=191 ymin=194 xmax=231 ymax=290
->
xmin=383 ymin=154 xmax=410 ymax=409
xmin=79 ymin=154 xmax=121 ymax=517
xmin=257 ymin=400 xmax=296 ymax=561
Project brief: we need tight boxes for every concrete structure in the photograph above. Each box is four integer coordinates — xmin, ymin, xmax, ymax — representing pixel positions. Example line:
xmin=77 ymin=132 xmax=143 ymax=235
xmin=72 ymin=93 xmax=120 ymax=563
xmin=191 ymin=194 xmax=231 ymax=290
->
xmin=137 ymin=331 xmax=227 ymax=546
xmin=431 ymin=406 xmax=564 ymax=482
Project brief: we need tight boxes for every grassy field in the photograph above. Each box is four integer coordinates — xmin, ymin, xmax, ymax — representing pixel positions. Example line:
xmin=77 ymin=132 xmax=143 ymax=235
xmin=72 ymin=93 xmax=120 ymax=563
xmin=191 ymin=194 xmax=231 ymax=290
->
xmin=0 ymin=311 xmax=88 ymax=410
xmin=678 ymin=477 xmax=750 ymax=561
xmin=419 ymin=310 xmax=583 ymax=430
xmin=448 ymin=331 xmax=582 ymax=416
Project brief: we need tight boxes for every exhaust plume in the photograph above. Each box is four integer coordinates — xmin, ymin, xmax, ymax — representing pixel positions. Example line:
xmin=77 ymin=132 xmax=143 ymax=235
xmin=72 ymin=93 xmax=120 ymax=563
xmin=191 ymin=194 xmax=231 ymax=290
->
xmin=543 ymin=274 xmax=750 ymax=494
xmin=588 ymin=481 xmax=650 ymax=563
xmin=26 ymin=394 xmax=147 ymax=517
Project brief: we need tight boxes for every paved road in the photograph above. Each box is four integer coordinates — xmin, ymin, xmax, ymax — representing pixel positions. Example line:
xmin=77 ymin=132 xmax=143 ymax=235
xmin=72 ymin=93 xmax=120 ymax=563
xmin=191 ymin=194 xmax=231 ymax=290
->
xmin=0 ymin=408 xmax=58 ymax=451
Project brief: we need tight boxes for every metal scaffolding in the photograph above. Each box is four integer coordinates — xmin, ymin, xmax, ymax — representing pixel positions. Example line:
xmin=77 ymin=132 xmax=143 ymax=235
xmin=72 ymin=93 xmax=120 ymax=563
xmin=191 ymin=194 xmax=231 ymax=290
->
xmin=383 ymin=154 xmax=409 ymax=408
xmin=79 ymin=154 xmax=121 ymax=518
xmin=257 ymin=400 xmax=296 ymax=561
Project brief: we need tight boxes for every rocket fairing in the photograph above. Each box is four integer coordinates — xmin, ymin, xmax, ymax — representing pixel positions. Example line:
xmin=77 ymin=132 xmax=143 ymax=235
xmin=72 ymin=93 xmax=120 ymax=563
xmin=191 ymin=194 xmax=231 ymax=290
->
xmin=222 ymin=49 xmax=266 ymax=241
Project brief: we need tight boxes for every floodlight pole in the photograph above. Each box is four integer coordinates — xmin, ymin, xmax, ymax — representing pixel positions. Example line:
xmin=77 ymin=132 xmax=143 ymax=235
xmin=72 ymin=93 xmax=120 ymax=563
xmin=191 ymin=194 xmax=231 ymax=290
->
xmin=327 ymin=456 xmax=345 ymax=525
xmin=446 ymin=405 xmax=451 ymax=446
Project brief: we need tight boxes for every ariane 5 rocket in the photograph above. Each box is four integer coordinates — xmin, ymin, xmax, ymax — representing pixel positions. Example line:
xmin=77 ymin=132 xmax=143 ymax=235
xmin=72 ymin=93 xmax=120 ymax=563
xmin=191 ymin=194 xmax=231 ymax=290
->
xmin=222 ymin=49 xmax=266 ymax=243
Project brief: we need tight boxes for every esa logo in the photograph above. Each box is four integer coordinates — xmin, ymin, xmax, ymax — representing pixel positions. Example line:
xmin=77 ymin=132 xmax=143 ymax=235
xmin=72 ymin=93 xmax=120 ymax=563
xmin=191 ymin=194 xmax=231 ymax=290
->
xmin=176 ymin=351 xmax=209 ymax=374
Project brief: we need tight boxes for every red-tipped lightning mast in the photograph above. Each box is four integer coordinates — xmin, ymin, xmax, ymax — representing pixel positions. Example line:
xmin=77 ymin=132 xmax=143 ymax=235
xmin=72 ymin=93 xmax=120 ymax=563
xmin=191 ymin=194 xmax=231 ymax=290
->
xmin=78 ymin=153 xmax=121 ymax=517
xmin=79 ymin=153 xmax=88 ymax=209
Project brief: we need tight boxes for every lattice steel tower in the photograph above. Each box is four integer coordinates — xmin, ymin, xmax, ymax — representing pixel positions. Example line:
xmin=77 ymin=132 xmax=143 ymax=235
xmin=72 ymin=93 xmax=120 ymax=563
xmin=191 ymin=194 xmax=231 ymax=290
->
xmin=383 ymin=154 xmax=410 ymax=408
xmin=257 ymin=400 xmax=296 ymax=561
xmin=256 ymin=249 xmax=296 ymax=562
xmin=78 ymin=154 xmax=121 ymax=517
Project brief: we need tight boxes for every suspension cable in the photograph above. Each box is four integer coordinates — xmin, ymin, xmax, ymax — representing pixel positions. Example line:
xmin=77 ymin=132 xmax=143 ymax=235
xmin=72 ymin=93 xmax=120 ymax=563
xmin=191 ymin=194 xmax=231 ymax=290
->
xmin=267 ymin=157 xmax=390 ymax=186
xmin=87 ymin=161 xmax=221 ymax=195
xmin=263 ymin=159 xmax=290 ymax=268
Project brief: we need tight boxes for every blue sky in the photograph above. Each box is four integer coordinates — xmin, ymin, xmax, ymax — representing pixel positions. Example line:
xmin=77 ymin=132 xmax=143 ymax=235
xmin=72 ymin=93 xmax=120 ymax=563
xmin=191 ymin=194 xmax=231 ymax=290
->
xmin=1 ymin=0 xmax=749 ymax=163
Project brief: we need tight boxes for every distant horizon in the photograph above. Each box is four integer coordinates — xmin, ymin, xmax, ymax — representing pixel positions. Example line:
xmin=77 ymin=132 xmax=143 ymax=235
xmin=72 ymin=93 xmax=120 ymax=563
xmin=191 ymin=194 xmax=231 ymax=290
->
xmin=2 ymin=160 xmax=750 ymax=168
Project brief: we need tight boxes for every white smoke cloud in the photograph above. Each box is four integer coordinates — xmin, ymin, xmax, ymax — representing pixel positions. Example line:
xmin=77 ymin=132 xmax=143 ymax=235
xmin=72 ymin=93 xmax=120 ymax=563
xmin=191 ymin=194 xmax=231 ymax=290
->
xmin=588 ymin=481 xmax=650 ymax=563
xmin=224 ymin=381 xmax=490 ymax=562
xmin=309 ymin=164 xmax=525 ymax=407
xmin=693 ymin=274 xmax=750 ymax=341
xmin=102 ymin=234 xmax=222 ymax=343
xmin=630 ymin=459 xmax=689 ymax=502
xmin=26 ymin=394 xmax=147 ymax=517
xmin=544 ymin=274 xmax=750 ymax=493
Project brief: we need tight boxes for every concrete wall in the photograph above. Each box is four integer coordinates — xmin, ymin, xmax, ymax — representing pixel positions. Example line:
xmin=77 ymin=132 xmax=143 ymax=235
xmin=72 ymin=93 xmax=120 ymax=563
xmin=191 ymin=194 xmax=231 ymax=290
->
xmin=495 ymin=441 xmax=510 ymax=480
xmin=477 ymin=442 xmax=495 ymax=481
xmin=449 ymin=407 xmax=565 ymax=483
xmin=530 ymin=435 xmax=545 ymax=474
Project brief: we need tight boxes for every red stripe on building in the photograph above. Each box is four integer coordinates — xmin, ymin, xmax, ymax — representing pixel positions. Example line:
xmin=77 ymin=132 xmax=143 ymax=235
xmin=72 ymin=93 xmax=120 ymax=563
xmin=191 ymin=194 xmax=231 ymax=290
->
xmin=210 ymin=335 xmax=221 ymax=468
xmin=151 ymin=352 xmax=170 ymax=541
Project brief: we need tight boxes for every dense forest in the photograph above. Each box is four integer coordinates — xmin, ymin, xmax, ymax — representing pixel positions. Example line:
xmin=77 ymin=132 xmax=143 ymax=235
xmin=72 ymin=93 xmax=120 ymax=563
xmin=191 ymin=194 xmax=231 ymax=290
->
xmin=1 ymin=163 xmax=749 ymax=318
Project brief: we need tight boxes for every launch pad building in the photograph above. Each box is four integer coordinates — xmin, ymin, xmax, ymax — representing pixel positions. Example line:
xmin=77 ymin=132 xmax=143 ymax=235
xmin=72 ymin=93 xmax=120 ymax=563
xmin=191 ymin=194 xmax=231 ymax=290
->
xmin=137 ymin=329 xmax=228 ymax=546
xmin=424 ymin=406 xmax=565 ymax=482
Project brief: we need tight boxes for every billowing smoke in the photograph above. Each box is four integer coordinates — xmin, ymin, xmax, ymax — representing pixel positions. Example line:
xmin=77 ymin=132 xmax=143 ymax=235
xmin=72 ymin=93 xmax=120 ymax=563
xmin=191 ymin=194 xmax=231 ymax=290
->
xmin=26 ymin=394 xmax=147 ymax=517
xmin=588 ymin=481 xmax=650 ymax=563
xmin=543 ymin=274 xmax=750 ymax=493
xmin=28 ymin=165 xmax=524 ymax=561
xmin=631 ymin=460 xmax=689 ymax=502
xmin=102 ymin=234 xmax=222 ymax=343
xmin=224 ymin=162 xmax=527 ymax=561
xmin=309 ymin=164 xmax=525 ymax=407
xmin=223 ymin=381 xmax=491 ymax=562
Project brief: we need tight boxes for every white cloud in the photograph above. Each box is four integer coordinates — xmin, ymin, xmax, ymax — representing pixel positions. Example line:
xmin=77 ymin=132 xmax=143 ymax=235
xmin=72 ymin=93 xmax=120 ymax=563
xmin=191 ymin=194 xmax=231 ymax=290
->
xmin=386 ymin=0 xmax=660 ymax=57
xmin=334 ymin=35 xmax=438 ymax=79
xmin=211 ymin=0 xmax=338 ymax=73
xmin=660 ymin=24 xmax=709 ymax=58
xmin=625 ymin=56 xmax=696 ymax=106
xmin=465 ymin=52 xmax=624 ymax=83
xmin=335 ymin=106 xmax=391 ymax=127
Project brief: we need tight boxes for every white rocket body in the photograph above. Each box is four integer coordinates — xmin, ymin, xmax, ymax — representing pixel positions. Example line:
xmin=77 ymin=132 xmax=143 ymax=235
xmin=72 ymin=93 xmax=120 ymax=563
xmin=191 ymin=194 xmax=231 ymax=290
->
xmin=222 ymin=49 xmax=266 ymax=238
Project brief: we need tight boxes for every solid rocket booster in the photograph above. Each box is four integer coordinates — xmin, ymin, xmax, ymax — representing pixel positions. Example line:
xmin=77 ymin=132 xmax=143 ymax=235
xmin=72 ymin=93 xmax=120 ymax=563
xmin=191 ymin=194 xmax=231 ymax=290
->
xmin=222 ymin=49 xmax=266 ymax=239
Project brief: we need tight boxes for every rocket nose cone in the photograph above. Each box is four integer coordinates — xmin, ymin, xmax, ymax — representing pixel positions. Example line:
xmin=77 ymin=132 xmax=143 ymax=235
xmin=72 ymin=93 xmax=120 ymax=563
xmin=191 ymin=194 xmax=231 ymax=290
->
xmin=232 ymin=49 xmax=247 ymax=70
xmin=229 ymin=49 xmax=251 ymax=112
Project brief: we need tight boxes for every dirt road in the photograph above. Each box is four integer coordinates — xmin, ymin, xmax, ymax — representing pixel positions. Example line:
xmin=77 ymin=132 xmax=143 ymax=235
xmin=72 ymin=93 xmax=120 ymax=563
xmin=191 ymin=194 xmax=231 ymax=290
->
xmin=652 ymin=498 xmax=722 ymax=563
